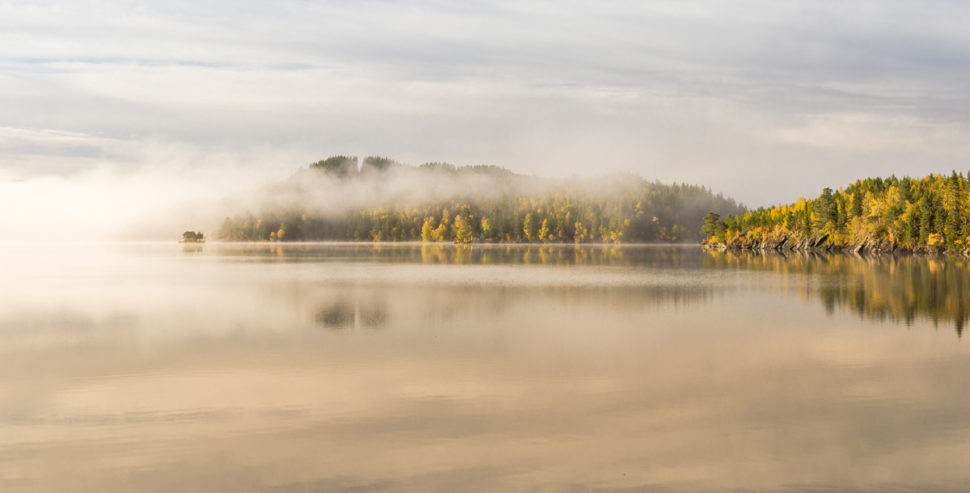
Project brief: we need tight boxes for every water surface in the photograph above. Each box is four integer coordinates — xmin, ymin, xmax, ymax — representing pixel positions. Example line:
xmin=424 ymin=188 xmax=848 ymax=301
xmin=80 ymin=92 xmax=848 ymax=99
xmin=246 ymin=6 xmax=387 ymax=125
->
xmin=1 ymin=243 xmax=969 ymax=492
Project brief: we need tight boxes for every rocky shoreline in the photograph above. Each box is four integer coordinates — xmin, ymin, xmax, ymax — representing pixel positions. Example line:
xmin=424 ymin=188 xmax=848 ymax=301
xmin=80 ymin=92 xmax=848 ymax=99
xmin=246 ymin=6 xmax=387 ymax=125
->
xmin=703 ymin=234 xmax=969 ymax=256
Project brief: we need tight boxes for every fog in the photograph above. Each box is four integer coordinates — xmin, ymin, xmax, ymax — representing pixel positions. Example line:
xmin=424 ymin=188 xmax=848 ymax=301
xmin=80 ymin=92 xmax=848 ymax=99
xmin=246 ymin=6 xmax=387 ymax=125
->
xmin=0 ymin=152 xmax=676 ymax=241
xmin=126 ymin=158 xmax=654 ymax=241
xmin=3 ymin=1 xmax=970 ymax=239
xmin=0 ymin=152 xmax=290 ymax=241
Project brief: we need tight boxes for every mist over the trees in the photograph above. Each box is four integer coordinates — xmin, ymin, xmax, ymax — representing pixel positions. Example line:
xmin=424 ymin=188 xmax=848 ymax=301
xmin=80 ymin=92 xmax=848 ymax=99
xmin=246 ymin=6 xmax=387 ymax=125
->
xmin=211 ymin=156 xmax=744 ymax=243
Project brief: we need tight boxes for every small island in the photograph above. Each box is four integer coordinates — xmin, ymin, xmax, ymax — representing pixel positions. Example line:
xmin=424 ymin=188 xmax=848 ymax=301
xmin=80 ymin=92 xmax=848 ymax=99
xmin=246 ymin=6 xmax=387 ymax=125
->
xmin=181 ymin=231 xmax=205 ymax=243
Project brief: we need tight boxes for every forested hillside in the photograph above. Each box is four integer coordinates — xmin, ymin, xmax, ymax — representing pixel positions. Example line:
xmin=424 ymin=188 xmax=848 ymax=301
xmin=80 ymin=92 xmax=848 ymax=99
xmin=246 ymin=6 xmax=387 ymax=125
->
xmin=217 ymin=156 xmax=743 ymax=243
xmin=703 ymin=172 xmax=970 ymax=253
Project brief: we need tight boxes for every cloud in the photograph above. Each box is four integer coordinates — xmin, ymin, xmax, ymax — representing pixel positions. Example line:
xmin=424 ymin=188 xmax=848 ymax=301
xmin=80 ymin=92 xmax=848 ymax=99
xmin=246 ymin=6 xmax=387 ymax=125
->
xmin=1 ymin=0 xmax=969 ymax=219
xmin=771 ymin=113 xmax=970 ymax=153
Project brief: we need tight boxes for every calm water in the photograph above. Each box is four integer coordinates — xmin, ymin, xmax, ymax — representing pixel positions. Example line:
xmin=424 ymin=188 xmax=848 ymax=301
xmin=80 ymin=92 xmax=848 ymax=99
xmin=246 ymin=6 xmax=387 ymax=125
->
xmin=1 ymin=242 xmax=969 ymax=492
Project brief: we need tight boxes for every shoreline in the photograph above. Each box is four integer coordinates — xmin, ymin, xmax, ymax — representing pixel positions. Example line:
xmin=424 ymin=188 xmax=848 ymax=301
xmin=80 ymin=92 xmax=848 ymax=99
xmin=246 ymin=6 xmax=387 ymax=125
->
xmin=703 ymin=234 xmax=969 ymax=256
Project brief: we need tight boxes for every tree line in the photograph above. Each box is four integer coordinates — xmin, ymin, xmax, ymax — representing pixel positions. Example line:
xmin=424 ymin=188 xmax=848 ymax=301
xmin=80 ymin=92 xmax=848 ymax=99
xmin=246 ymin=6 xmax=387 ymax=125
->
xmin=218 ymin=156 xmax=743 ymax=243
xmin=703 ymin=172 xmax=970 ymax=251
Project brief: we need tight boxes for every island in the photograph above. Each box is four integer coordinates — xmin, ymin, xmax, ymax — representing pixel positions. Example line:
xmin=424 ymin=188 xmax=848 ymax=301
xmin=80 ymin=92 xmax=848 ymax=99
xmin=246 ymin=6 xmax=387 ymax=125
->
xmin=181 ymin=231 xmax=205 ymax=243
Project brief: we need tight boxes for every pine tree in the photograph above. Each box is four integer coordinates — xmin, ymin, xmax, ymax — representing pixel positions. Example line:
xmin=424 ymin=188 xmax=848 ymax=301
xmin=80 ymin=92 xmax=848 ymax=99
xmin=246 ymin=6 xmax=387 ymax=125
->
xmin=701 ymin=212 xmax=720 ymax=238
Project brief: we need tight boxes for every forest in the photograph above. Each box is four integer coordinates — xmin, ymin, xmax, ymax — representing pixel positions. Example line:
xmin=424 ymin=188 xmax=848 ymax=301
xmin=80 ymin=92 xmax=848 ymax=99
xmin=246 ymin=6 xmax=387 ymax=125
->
xmin=217 ymin=156 xmax=744 ymax=243
xmin=703 ymin=172 xmax=970 ymax=253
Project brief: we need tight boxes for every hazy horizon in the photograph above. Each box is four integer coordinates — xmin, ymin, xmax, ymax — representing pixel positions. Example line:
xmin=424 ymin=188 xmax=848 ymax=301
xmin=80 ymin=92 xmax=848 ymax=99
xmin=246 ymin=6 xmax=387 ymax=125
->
xmin=3 ymin=1 xmax=970 ymax=239
xmin=6 ymin=5 xmax=970 ymax=489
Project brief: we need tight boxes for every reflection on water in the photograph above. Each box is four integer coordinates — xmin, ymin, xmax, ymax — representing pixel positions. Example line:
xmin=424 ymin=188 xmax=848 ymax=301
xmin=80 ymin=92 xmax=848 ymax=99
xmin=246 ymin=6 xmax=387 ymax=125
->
xmin=215 ymin=242 xmax=691 ymax=267
xmin=706 ymin=250 xmax=970 ymax=336
xmin=315 ymin=298 xmax=387 ymax=330
xmin=1 ymin=242 xmax=969 ymax=492
xmin=181 ymin=244 xmax=205 ymax=255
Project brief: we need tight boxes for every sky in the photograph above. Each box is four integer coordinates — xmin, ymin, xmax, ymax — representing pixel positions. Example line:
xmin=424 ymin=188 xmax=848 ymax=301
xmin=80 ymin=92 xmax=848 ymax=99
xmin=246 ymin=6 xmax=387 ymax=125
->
xmin=2 ymin=0 xmax=969 ymax=238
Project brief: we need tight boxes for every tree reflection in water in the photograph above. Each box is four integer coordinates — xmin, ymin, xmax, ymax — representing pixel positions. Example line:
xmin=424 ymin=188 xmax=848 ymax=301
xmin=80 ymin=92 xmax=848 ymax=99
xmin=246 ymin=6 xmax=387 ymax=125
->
xmin=706 ymin=251 xmax=970 ymax=336
xmin=314 ymin=299 xmax=387 ymax=330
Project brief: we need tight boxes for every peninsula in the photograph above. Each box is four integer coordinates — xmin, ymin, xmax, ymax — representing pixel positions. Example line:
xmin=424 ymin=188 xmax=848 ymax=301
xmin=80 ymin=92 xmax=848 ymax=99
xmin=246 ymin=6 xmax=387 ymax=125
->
xmin=703 ymin=173 xmax=970 ymax=254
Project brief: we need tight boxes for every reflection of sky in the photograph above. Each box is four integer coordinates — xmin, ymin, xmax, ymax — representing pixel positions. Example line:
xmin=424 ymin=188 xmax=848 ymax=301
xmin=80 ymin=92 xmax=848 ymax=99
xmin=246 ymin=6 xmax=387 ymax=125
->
xmin=1 ymin=244 xmax=969 ymax=491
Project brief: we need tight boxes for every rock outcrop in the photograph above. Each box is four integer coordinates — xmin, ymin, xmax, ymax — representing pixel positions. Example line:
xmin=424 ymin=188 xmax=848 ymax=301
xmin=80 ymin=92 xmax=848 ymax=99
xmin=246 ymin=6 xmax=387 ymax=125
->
xmin=704 ymin=234 xmax=961 ymax=256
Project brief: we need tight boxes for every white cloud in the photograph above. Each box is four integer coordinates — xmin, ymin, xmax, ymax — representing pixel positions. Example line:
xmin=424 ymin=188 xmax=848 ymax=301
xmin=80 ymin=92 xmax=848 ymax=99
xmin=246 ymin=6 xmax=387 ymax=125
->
xmin=1 ymin=0 xmax=969 ymax=225
xmin=772 ymin=114 xmax=970 ymax=154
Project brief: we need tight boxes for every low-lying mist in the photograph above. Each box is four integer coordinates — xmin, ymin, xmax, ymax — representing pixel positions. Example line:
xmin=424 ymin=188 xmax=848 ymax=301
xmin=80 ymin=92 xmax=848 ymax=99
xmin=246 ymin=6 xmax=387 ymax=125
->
xmin=145 ymin=156 xmax=744 ymax=244
xmin=126 ymin=157 xmax=539 ymax=240
xmin=1 ymin=156 xmax=744 ymax=243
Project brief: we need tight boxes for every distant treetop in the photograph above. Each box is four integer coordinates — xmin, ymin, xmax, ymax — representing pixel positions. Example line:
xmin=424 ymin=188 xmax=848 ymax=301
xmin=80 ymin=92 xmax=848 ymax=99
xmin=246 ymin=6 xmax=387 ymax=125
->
xmin=457 ymin=164 xmax=514 ymax=177
xmin=309 ymin=155 xmax=517 ymax=180
xmin=309 ymin=155 xmax=359 ymax=178
xmin=419 ymin=162 xmax=457 ymax=173
xmin=361 ymin=156 xmax=399 ymax=174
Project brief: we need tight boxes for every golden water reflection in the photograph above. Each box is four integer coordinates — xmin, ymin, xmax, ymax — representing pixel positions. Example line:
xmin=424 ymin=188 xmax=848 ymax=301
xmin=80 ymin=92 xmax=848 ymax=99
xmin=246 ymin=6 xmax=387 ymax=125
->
xmin=1 ymin=243 xmax=968 ymax=492
xmin=706 ymin=250 xmax=970 ymax=336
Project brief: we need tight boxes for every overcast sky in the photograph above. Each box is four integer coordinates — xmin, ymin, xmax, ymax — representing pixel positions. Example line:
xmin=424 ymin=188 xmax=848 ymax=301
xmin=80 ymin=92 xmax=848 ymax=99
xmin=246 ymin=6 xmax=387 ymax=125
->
xmin=2 ymin=0 xmax=970 ymax=237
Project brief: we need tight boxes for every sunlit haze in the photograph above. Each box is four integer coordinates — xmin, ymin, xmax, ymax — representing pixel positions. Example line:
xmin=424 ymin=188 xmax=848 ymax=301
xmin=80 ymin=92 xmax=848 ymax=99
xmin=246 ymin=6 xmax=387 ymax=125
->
xmin=3 ymin=1 xmax=970 ymax=239
xmin=5 ymin=4 xmax=970 ymax=489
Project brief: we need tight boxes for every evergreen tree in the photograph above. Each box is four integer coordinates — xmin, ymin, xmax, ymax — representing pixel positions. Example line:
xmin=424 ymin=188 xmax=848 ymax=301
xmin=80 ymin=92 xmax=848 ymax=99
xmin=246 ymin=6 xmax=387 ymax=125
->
xmin=701 ymin=212 xmax=720 ymax=238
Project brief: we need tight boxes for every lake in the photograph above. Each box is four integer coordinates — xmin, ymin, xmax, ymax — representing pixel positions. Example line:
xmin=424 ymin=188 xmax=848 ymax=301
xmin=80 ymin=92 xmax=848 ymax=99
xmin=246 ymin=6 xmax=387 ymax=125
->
xmin=1 ymin=242 xmax=969 ymax=492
